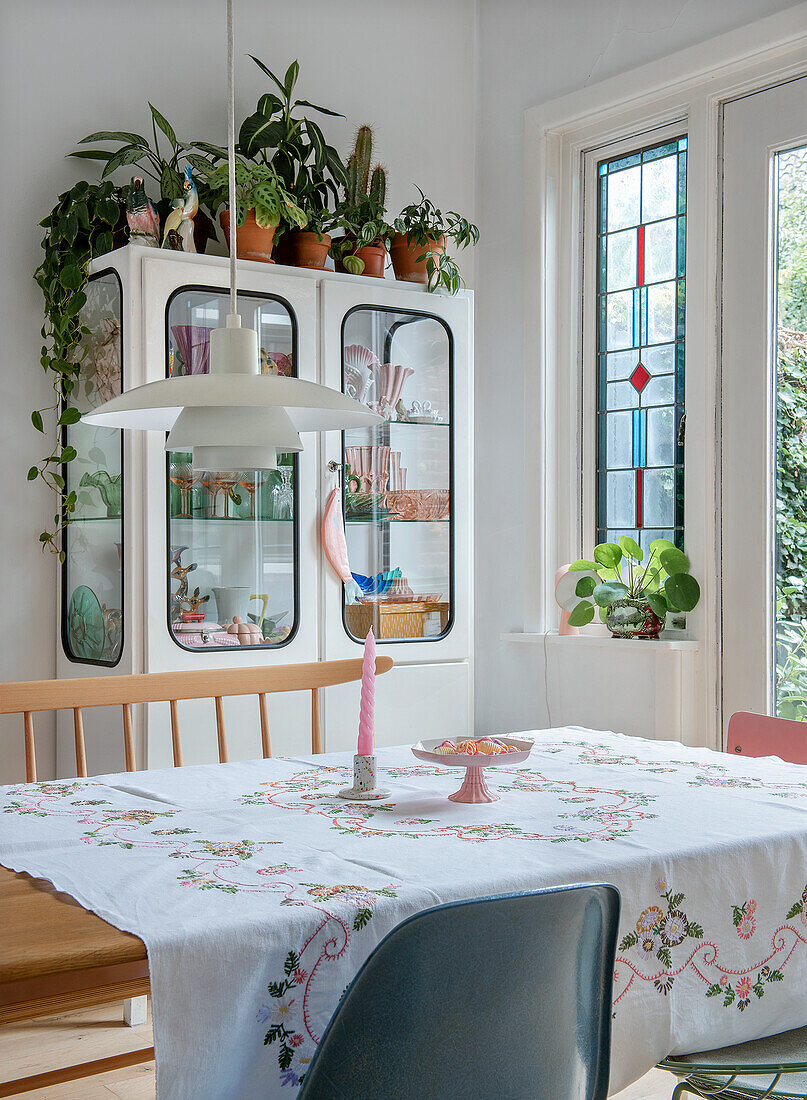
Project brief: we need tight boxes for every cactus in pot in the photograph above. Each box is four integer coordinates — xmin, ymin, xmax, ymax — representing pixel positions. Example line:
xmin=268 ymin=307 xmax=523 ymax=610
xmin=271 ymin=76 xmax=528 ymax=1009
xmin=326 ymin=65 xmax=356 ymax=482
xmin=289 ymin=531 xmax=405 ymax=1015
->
xmin=332 ymin=126 xmax=392 ymax=276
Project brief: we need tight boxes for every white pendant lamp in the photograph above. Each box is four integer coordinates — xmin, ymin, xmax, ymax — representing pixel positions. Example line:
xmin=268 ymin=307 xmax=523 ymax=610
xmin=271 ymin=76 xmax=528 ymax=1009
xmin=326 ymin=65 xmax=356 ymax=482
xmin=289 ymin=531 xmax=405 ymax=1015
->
xmin=81 ymin=0 xmax=380 ymax=467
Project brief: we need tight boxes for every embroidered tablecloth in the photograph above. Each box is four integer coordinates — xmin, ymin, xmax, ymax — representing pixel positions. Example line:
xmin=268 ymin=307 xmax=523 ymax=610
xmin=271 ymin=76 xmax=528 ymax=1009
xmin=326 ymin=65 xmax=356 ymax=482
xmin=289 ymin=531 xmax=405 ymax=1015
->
xmin=3 ymin=729 xmax=807 ymax=1097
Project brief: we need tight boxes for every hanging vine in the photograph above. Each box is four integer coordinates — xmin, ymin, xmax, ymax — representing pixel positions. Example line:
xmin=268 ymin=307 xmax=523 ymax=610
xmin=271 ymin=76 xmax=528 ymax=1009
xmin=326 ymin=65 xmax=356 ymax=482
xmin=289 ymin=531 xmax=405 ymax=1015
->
xmin=32 ymin=179 xmax=125 ymax=558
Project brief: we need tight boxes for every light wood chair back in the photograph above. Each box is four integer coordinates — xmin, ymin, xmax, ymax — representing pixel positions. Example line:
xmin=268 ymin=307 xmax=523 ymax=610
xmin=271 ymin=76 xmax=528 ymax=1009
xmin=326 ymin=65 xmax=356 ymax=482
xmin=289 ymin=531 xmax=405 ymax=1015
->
xmin=0 ymin=658 xmax=393 ymax=782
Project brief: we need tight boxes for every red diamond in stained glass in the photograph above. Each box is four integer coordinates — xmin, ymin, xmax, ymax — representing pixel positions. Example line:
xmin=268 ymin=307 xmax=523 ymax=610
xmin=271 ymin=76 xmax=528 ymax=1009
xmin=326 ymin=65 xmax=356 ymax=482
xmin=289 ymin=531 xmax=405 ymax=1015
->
xmin=630 ymin=362 xmax=650 ymax=393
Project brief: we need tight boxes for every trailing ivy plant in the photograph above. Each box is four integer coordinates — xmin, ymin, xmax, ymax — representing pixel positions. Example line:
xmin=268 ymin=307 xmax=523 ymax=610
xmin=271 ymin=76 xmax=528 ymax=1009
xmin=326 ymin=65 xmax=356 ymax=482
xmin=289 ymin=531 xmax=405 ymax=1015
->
xmin=32 ymin=180 xmax=125 ymax=558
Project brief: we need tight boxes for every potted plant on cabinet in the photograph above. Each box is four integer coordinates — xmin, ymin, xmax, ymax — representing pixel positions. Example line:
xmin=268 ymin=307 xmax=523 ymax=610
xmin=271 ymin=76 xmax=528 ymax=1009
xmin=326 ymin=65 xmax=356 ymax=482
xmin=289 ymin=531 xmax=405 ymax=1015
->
xmin=237 ymin=56 xmax=346 ymax=269
xmin=391 ymin=187 xmax=479 ymax=292
xmin=204 ymin=158 xmax=307 ymax=262
xmin=71 ymin=104 xmax=220 ymax=253
xmin=330 ymin=126 xmax=392 ymax=277
xmin=566 ymin=537 xmax=701 ymax=639
xmin=282 ymin=204 xmax=336 ymax=268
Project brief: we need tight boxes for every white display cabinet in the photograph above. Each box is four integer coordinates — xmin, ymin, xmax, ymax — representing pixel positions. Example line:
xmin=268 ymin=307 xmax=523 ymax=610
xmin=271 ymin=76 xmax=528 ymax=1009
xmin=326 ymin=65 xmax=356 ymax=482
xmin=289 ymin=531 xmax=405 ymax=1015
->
xmin=57 ymin=245 xmax=473 ymax=772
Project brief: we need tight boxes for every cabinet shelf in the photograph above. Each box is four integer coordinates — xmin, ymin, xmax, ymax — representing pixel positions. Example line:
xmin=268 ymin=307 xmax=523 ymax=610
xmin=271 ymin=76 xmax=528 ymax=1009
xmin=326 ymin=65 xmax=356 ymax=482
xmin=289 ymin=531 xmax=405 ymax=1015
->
xmin=68 ymin=515 xmax=122 ymax=523
xmin=346 ymin=420 xmax=450 ymax=433
xmin=345 ymin=516 xmax=450 ymax=525
xmin=168 ymin=515 xmax=294 ymax=524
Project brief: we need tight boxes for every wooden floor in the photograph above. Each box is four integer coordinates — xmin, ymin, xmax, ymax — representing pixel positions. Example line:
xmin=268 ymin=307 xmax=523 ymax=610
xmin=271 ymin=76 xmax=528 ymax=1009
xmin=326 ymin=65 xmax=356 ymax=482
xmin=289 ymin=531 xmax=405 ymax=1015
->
xmin=0 ymin=1002 xmax=673 ymax=1097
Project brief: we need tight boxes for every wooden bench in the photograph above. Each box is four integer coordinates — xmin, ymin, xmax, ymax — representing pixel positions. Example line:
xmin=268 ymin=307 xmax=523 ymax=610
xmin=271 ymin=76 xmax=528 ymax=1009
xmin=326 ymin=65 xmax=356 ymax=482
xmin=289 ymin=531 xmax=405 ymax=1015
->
xmin=0 ymin=657 xmax=392 ymax=1096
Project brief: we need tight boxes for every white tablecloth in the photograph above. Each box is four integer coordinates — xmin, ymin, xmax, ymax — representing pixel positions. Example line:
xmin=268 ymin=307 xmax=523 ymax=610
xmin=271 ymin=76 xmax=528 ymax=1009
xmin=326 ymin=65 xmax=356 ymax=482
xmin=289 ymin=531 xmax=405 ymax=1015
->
xmin=3 ymin=729 xmax=807 ymax=1097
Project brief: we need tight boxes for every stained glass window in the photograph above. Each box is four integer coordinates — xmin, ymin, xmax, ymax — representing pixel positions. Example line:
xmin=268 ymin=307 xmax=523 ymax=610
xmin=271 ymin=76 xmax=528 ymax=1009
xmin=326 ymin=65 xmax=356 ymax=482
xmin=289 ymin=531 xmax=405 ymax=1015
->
xmin=596 ymin=136 xmax=686 ymax=550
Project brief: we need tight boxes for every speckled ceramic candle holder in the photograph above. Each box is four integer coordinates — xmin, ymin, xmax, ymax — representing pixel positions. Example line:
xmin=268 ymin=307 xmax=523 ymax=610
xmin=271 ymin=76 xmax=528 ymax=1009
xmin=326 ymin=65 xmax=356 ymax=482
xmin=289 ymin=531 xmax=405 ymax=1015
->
xmin=338 ymin=754 xmax=390 ymax=800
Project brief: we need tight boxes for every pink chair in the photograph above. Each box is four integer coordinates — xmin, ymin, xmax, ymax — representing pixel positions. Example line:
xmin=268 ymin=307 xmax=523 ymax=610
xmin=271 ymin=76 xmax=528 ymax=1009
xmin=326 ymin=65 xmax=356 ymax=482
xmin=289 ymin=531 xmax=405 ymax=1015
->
xmin=726 ymin=711 xmax=807 ymax=765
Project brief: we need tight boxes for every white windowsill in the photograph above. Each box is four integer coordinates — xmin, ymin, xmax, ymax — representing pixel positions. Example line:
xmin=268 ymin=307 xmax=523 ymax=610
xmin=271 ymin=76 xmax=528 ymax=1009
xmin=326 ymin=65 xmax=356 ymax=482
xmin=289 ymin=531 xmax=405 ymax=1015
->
xmin=501 ymin=631 xmax=701 ymax=652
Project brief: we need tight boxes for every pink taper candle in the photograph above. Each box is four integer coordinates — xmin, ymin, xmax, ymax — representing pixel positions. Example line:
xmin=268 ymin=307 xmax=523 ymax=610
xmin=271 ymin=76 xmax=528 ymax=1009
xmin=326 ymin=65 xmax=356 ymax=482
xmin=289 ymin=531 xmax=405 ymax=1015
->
xmin=357 ymin=628 xmax=375 ymax=756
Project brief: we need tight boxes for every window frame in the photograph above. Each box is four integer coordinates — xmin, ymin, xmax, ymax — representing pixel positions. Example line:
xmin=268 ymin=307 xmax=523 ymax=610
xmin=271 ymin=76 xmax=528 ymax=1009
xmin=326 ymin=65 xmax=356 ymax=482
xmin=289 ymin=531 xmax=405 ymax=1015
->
xmin=582 ymin=123 xmax=688 ymax=560
xmin=520 ymin=6 xmax=807 ymax=752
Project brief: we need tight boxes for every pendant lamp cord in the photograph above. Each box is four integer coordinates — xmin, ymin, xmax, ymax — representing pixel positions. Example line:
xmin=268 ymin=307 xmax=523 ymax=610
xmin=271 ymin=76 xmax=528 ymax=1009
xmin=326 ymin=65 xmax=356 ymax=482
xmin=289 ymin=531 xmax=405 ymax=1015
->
xmin=226 ymin=0 xmax=237 ymax=316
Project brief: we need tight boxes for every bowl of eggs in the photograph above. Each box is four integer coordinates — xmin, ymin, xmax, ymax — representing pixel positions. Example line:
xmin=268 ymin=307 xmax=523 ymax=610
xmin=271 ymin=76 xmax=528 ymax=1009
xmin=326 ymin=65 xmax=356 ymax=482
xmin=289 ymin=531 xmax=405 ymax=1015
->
xmin=411 ymin=736 xmax=534 ymax=803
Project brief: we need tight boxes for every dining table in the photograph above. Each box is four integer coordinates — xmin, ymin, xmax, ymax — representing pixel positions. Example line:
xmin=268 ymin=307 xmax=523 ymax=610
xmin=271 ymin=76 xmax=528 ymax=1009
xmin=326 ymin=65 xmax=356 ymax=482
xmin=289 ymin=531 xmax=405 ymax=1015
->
xmin=3 ymin=727 xmax=807 ymax=1098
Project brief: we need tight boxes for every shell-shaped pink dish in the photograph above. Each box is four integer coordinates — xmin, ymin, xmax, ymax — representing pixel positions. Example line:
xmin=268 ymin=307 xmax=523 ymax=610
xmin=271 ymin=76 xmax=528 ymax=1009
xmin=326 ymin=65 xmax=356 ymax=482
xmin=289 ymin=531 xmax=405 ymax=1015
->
xmin=344 ymin=344 xmax=381 ymax=371
xmin=411 ymin=736 xmax=534 ymax=803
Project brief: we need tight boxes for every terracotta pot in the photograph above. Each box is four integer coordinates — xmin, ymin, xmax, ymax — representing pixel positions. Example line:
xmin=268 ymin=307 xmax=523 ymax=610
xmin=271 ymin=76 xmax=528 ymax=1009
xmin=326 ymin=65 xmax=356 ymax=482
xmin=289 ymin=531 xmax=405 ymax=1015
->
xmin=286 ymin=229 xmax=332 ymax=269
xmin=333 ymin=236 xmax=387 ymax=278
xmin=390 ymin=232 xmax=446 ymax=284
xmin=219 ymin=209 xmax=276 ymax=262
xmin=605 ymin=598 xmax=664 ymax=640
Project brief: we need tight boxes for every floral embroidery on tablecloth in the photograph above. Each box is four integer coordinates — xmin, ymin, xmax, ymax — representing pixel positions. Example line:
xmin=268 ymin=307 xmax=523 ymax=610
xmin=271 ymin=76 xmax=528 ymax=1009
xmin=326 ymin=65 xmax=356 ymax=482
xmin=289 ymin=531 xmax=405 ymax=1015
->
xmin=615 ymin=882 xmax=807 ymax=1012
xmin=618 ymin=883 xmax=704 ymax=994
xmin=786 ymin=883 xmax=807 ymax=925
xmin=240 ymin=766 xmax=658 ymax=843
xmin=257 ymin=883 xmax=399 ymax=1088
xmin=540 ymin=743 xmax=807 ymax=797
xmin=732 ymin=899 xmax=757 ymax=939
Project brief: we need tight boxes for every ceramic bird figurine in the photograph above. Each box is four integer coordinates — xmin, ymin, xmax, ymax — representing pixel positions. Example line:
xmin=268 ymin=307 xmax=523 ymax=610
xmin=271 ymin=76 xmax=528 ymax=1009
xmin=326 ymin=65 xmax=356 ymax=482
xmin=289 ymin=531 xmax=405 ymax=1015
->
xmin=161 ymin=164 xmax=198 ymax=252
xmin=126 ymin=177 xmax=160 ymax=247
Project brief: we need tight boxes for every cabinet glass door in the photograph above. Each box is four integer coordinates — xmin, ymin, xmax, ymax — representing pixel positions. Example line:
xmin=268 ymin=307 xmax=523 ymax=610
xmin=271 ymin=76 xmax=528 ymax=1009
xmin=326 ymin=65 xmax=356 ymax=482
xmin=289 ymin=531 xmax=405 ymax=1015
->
xmin=63 ymin=269 xmax=124 ymax=665
xmin=341 ymin=306 xmax=453 ymax=642
xmin=166 ymin=286 xmax=298 ymax=651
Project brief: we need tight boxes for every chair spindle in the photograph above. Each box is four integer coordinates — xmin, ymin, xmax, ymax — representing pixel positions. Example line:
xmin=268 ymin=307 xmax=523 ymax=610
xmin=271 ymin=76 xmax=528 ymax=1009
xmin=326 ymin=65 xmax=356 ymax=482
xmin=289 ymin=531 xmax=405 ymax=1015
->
xmin=122 ymin=703 xmax=135 ymax=772
xmin=23 ymin=712 xmax=36 ymax=783
xmin=215 ymin=697 xmax=228 ymax=763
xmin=258 ymin=693 xmax=271 ymax=758
xmin=311 ymin=688 xmax=322 ymax=755
xmin=73 ymin=708 xmax=87 ymax=778
xmin=169 ymin=699 xmax=182 ymax=767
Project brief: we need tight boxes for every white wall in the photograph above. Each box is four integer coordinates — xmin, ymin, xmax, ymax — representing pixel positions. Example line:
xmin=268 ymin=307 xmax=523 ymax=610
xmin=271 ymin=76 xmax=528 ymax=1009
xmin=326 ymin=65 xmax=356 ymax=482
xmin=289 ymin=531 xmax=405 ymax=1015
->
xmin=2 ymin=0 xmax=805 ymax=779
xmin=0 ymin=0 xmax=476 ymax=781
xmin=472 ymin=0 xmax=805 ymax=739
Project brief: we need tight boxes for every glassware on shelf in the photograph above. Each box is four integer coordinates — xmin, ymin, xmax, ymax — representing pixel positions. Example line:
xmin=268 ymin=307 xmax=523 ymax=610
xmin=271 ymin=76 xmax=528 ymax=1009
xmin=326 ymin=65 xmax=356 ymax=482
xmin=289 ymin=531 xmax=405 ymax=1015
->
xmin=237 ymin=471 xmax=267 ymax=520
xmin=201 ymin=471 xmax=222 ymax=517
xmin=272 ymin=465 xmax=294 ymax=520
xmin=166 ymin=288 xmax=299 ymax=651
xmin=341 ymin=309 xmax=452 ymax=642
xmin=215 ymin=472 xmax=240 ymax=519
xmin=169 ymin=461 xmax=199 ymax=518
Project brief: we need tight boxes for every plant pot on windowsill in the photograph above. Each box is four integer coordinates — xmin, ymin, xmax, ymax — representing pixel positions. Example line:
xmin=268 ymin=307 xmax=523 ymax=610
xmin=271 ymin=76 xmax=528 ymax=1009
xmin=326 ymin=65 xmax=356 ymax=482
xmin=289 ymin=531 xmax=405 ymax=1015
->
xmin=390 ymin=232 xmax=446 ymax=284
xmin=605 ymin=598 xmax=664 ymax=639
xmin=285 ymin=229 xmax=332 ymax=270
xmin=332 ymin=236 xmax=387 ymax=278
xmin=219 ymin=209 xmax=276 ymax=263
xmin=566 ymin=538 xmax=701 ymax=641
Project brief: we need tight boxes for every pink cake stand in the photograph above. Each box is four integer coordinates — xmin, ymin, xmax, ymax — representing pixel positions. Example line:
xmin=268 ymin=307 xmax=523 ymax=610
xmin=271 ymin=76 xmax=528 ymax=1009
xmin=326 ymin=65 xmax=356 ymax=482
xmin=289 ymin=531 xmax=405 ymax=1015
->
xmin=411 ymin=737 xmax=534 ymax=803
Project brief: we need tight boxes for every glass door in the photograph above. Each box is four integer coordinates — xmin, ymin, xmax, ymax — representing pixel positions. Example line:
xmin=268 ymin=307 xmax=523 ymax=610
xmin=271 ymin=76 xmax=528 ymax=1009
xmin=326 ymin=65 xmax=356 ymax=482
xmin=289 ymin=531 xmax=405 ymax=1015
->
xmin=62 ymin=269 xmax=124 ymax=665
xmin=340 ymin=306 xmax=453 ymax=642
xmin=721 ymin=76 xmax=807 ymax=735
xmin=165 ymin=286 xmax=298 ymax=651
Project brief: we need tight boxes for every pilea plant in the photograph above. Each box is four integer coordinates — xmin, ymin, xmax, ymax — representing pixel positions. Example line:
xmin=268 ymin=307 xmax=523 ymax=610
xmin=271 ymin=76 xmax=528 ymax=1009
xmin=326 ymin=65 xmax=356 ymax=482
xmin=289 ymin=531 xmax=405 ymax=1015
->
xmin=392 ymin=187 xmax=479 ymax=293
xmin=32 ymin=180 xmax=126 ymax=558
xmin=567 ymin=537 xmax=701 ymax=628
xmin=331 ymin=126 xmax=392 ymax=274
